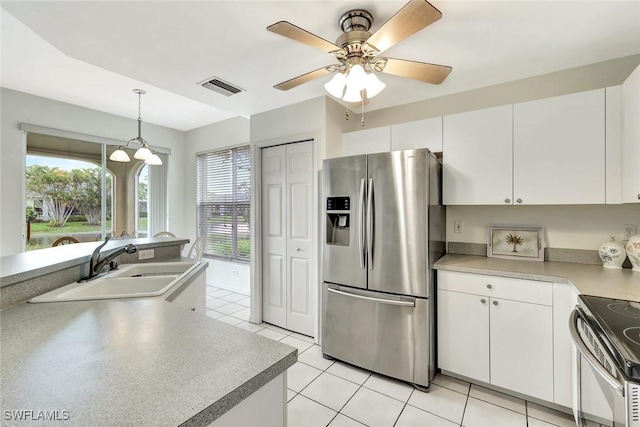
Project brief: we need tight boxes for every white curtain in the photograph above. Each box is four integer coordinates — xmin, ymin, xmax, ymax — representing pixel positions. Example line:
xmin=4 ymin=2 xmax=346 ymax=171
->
xmin=147 ymin=153 xmax=168 ymax=237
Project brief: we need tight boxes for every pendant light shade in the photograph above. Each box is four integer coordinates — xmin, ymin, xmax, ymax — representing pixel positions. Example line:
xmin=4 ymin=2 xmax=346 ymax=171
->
xmin=134 ymin=143 xmax=152 ymax=160
xmin=145 ymin=152 xmax=163 ymax=165
xmin=110 ymin=146 xmax=130 ymax=162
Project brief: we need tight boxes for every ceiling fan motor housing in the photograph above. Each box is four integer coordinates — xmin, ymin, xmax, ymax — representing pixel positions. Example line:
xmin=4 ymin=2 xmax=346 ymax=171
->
xmin=337 ymin=10 xmax=375 ymax=62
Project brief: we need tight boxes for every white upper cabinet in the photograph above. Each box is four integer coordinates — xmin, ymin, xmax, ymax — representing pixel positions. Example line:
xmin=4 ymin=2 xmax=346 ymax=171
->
xmin=513 ymin=89 xmax=605 ymax=205
xmin=443 ymin=105 xmax=513 ymax=205
xmin=391 ymin=117 xmax=443 ymax=152
xmin=342 ymin=126 xmax=391 ymax=156
xmin=606 ymin=86 xmax=622 ymax=204
xmin=622 ymin=65 xmax=640 ymax=203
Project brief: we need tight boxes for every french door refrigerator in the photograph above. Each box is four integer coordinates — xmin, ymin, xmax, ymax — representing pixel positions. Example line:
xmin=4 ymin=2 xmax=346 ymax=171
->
xmin=322 ymin=148 xmax=445 ymax=389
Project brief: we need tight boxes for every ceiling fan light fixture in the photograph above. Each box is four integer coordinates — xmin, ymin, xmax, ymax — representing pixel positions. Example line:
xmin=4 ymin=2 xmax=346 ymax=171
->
xmin=324 ymin=72 xmax=347 ymax=98
xmin=145 ymin=152 xmax=163 ymax=166
xmin=364 ymin=72 xmax=386 ymax=98
xmin=346 ymin=64 xmax=367 ymax=91
xmin=342 ymin=84 xmax=363 ymax=103
xmin=109 ymin=146 xmax=130 ymax=162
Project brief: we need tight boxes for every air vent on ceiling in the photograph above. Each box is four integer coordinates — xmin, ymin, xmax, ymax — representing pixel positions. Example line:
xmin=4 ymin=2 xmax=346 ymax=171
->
xmin=199 ymin=76 xmax=244 ymax=97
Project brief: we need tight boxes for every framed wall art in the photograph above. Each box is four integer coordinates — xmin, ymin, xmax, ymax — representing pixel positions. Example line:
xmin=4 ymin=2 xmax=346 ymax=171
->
xmin=487 ymin=226 xmax=544 ymax=262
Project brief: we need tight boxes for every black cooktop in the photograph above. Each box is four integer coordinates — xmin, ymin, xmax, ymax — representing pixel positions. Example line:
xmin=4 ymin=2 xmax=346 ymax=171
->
xmin=580 ymin=294 xmax=640 ymax=381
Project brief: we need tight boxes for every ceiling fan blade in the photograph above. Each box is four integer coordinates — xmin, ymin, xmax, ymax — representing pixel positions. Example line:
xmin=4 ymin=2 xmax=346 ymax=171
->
xmin=364 ymin=0 xmax=442 ymax=54
xmin=274 ymin=67 xmax=333 ymax=91
xmin=379 ymin=58 xmax=452 ymax=84
xmin=267 ymin=21 xmax=342 ymax=53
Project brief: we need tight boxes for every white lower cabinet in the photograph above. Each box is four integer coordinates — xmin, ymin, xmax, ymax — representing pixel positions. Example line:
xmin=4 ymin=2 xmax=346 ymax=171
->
xmin=489 ymin=297 xmax=553 ymax=401
xmin=437 ymin=289 xmax=490 ymax=382
xmin=437 ymin=271 xmax=554 ymax=402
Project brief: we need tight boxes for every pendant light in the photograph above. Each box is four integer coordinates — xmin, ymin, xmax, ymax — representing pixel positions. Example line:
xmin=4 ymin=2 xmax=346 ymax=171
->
xmin=109 ymin=89 xmax=162 ymax=165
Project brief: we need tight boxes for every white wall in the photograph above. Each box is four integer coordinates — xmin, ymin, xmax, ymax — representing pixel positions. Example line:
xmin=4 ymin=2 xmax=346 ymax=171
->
xmin=184 ymin=116 xmax=251 ymax=293
xmin=0 ymin=88 xmax=187 ymax=256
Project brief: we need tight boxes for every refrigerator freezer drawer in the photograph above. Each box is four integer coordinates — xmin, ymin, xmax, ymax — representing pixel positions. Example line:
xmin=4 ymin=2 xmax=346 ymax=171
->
xmin=322 ymin=283 xmax=432 ymax=388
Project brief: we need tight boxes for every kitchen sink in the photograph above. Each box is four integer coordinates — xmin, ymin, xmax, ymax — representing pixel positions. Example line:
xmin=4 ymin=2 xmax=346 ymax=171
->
xmin=29 ymin=261 xmax=200 ymax=303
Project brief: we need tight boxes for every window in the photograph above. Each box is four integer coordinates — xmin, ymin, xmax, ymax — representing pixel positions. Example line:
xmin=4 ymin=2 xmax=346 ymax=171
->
xmin=197 ymin=146 xmax=250 ymax=262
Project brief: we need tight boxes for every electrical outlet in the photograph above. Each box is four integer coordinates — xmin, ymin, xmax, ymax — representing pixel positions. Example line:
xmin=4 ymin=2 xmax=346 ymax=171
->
xmin=138 ymin=249 xmax=155 ymax=260
xmin=454 ymin=220 xmax=463 ymax=234
xmin=623 ymin=224 xmax=637 ymax=241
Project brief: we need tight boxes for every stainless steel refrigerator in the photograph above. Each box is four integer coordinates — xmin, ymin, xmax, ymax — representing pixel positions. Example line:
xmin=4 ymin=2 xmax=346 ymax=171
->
xmin=321 ymin=148 xmax=445 ymax=389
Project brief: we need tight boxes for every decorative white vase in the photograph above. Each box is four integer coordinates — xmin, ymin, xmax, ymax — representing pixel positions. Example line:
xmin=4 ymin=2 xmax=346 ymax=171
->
xmin=625 ymin=234 xmax=640 ymax=272
xmin=599 ymin=237 xmax=626 ymax=269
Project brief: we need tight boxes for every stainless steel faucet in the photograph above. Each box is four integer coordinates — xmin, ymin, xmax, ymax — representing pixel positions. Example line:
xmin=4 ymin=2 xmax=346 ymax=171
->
xmin=79 ymin=236 xmax=138 ymax=282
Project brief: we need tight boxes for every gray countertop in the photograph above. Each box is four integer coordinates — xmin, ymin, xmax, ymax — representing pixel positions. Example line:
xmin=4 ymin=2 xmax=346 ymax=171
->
xmin=0 ymin=298 xmax=297 ymax=426
xmin=0 ymin=237 xmax=189 ymax=287
xmin=435 ymin=254 xmax=640 ymax=301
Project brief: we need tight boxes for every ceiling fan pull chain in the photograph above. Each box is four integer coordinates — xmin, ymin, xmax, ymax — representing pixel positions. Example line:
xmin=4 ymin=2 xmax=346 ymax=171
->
xmin=361 ymin=96 xmax=365 ymax=127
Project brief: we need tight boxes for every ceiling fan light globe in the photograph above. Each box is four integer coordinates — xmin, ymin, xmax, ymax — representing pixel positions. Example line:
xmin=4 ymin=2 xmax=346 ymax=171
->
xmin=346 ymin=64 xmax=367 ymax=91
xmin=134 ymin=146 xmax=152 ymax=160
xmin=364 ymin=73 xmax=386 ymax=98
xmin=324 ymin=73 xmax=347 ymax=98
xmin=109 ymin=147 xmax=130 ymax=162
xmin=342 ymin=85 xmax=363 ymax=103
xmin=145 ymin=153 xmax=163 ymax=166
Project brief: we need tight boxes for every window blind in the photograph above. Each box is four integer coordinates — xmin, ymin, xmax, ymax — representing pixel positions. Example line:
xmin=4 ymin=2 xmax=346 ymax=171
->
xmin=197 ymin=146 xmax=250 ymax=262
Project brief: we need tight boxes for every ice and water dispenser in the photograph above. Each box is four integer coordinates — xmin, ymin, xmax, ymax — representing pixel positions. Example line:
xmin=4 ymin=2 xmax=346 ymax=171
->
xmin=326 ymin=197 xmax=350 ymax=246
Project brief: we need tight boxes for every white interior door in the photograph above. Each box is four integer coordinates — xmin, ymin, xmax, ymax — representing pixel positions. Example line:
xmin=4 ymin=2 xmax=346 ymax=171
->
xmin=262 ymin=145 xmax=287 ymax=328
xmin=262 ymin=141 xmax=314 ymax=336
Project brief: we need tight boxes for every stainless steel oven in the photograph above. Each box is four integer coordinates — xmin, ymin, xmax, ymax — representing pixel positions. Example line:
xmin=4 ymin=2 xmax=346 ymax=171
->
xmin=570 ymin=295 xmax=640 ymax=427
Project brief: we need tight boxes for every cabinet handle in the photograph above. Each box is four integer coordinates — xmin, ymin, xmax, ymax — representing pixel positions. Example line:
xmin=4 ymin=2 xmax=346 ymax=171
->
xmin=190 ymin=307 xmax=196 ymax=311
xmin=480 ymin=299 xmax=486 ymax=304
xmin=486 ymin=284 xmax=492 ymax=289
xmin=637 ymin=193 xmax=640 ymax=200
xmin=493 ymin=300 xmax=499 ymax=306
xmin=504 ymin=198 xmax=510 ymax=204
xmin=516 ymin=198 xmax=523 ymax=204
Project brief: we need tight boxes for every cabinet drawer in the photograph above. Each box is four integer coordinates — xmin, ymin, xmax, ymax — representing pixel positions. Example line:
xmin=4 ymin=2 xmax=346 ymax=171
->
xmin=438 ymin=270 xmax=552 ymax=306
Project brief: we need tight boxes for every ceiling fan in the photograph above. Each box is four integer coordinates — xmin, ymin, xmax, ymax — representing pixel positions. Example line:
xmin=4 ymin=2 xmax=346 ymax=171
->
xmin=267 ymin=0 xmax=452 ymax=102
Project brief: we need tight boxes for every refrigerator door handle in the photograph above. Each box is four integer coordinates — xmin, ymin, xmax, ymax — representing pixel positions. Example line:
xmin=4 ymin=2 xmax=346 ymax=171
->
xmin=358 ymin=178 xmax=366 ymax=269
xmin=367 ymin=178 xmax=374 ymax=270
xmin=327 ymin=287 xmax=415 ymax=307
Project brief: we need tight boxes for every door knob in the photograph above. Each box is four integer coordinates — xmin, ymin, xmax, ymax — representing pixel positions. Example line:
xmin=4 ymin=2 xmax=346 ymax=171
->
xmin=493 ymin=300 xmax=499 ymax=306
xmin=516 ymin=198 xmax=523 ymax=204
xmin=504 ymin=198 xmax=511 ymax=204
xmin=296 ymin=248 xmax=301 ymax=252
xmin=486 ymin=284 xmax=492 ymax=289
xmin=480 ymin=299 xmax=486 ymax=304
xmin=190 ymin=307 xmax=196 ymax=311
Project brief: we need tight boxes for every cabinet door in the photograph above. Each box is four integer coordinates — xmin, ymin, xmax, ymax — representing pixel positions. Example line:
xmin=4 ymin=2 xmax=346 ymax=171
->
xmin=437 ymin=289 xmax=490 ymax=382
xmin=391 ymin=117 xmax=442 ymax=152
xmin=443 ymin=105 xmax=513 ymax=205
xmin=490 ymin=298 xmax=553 ymax=402
xmin=622 ymin=65 xmax=640 ymax=203
xmin=342 ymin=127 xmax=391 ymax=156
xmin=513 ymin=89 xmax=605 ymax=204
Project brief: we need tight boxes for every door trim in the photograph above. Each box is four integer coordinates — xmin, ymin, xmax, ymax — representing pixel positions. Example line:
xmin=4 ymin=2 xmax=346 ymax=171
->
xmin=250 ymin=133 xmax=319 ymax=342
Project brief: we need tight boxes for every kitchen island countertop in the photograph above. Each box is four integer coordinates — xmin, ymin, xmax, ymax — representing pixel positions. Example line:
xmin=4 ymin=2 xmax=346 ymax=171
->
xmin=0 ymin=298 xmax=296 ymax=426
xmin=435 ymin=254 xmax=639 ymax=301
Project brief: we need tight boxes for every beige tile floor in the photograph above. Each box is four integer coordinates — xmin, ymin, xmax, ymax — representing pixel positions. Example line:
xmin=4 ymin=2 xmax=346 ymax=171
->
xmin=206 ymin=286 xmax=586 ymax=427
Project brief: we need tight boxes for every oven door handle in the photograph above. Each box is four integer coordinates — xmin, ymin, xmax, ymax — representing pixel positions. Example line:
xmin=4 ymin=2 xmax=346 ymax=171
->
xmin=569 ymin=309 xmax=625 ymax=396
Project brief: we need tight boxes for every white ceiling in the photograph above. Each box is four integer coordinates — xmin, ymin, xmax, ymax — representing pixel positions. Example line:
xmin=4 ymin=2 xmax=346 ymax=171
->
xmin=1 ymin=1 xmax=639 ymax=132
